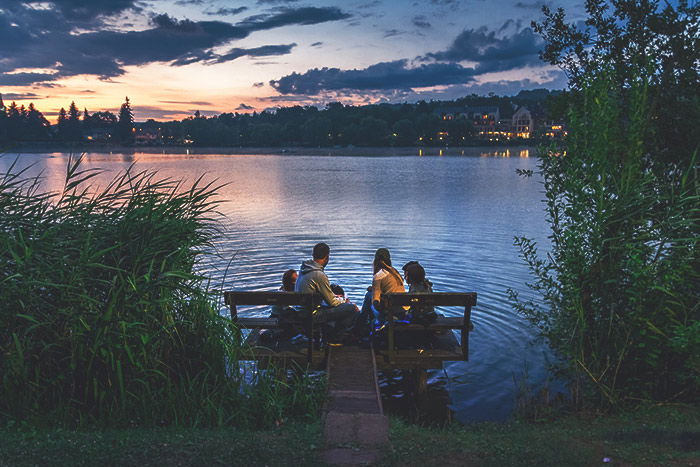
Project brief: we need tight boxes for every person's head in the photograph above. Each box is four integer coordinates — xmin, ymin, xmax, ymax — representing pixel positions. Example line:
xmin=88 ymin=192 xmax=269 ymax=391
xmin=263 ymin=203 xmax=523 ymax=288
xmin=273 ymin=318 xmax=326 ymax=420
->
xmin=282 ymin=269 xmax=297 ymax=292
xmin=404 ymin=262 xmax=426 ymax=285
xmin=313 ymin=242 xmax=330 ymax=267
xmin=373 ymin=248 xmax=392 ymax=274
xmin=402 ymin=261 xmax=419 ymax=276
xmin=330 ymin=283 xmax=345 ymax=297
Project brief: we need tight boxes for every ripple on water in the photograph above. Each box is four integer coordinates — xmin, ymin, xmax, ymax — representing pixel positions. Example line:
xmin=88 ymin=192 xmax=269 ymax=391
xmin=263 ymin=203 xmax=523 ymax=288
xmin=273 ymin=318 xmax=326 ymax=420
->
xmin=1 ymin=150 xmax=560 ymax=423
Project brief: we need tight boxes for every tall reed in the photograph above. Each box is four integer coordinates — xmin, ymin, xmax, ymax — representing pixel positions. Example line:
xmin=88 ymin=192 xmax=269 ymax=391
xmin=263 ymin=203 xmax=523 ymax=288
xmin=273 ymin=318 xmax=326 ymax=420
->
xmin=0 ymin=155 xmax=323 ymax=427
xmin=509 ymin=70 xmax=699 ymax=407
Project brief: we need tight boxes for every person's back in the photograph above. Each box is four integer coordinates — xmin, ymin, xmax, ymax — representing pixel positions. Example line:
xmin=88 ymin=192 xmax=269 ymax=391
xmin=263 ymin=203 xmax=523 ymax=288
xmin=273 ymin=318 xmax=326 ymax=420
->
xmin=404 ymin=262 xmax=436 ymax=325
xmin=295 ymin=258 xmax=343 ymax=309
xmin=295 ymin=242 xmax=357 ymax=343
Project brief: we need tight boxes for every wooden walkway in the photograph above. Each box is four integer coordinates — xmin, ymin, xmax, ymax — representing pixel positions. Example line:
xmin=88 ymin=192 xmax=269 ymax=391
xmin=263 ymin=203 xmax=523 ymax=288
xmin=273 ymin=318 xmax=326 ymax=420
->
xmin=323 ymin=345 xmax=388 ymax=466
xmin=224 ymin=290 xmax=478 ymax=465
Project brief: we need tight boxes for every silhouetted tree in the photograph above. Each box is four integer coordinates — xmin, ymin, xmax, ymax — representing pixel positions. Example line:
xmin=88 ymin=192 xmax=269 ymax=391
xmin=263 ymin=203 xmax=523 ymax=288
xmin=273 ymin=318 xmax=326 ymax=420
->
xmin=117 ymin=97 xmax=134 ymax=144
xmin=25 ymin=103 xmax=49 ymax=140
xmin=0 ymin=94 xmax=7 ymax=144
xmin=57 ymin=107 xmax=68 ymax=141
xmin=65 ymin=101 xmax=82 ymax=141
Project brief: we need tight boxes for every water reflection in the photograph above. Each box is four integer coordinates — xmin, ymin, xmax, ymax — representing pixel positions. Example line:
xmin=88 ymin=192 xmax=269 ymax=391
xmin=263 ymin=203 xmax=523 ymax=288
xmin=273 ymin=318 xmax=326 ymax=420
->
xmin=0 ymin=149 xmax=558 ymax=423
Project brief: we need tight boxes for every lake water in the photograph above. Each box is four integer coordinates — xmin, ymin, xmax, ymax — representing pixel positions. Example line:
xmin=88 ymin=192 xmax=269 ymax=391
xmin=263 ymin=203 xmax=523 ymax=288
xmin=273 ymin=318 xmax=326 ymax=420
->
xmin=0 ymin=148 xmax=561 ymax=423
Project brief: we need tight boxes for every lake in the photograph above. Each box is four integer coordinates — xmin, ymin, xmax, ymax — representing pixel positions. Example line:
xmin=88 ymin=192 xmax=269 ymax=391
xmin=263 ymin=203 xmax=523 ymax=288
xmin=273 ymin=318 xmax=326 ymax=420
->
xmin=0 ymin=147 xmax=561 ymax=423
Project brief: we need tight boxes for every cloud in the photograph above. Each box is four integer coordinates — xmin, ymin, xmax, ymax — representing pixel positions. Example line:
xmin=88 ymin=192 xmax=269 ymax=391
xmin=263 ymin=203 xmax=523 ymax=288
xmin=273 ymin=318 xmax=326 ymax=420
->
xmin=253 ymin=82 xmax=265 ymax=87
xmin=238 ymin=7 xmax=351 ymax=32
xmin=205 ymin=7 xmax=249 ymax=16
xmin=173 ymin=43 xmax=296 ymax=65
xmin=159 ymin=100 xmax=215 ymax=106
xmin=427 ymin=25 xmax=543 ymax=73
xmin=0 ymin=72 xmax=60 ymax=86
xmin=1 ymin=92 xmax=41 ymax=100
xmin=236 ymin=103 xmax=254 ymax=110
xmin=269 ymin=24 xmax=545 ymax=96
xmin=311 ymin=41 xmax=323 ymax=47
xmin=0 ymin=5 xmax=350 ymax=85
xmin=515 ymin=1 xmax=551 ymax=8
xmin=270 ymin=59 xmax=478 ymax=94
xmin=257 ymin=0 xmax=300 ymax=3
xmin=383 ymin=29 xmax=405 ymax=38
xmin=412 ymin=16 xmax=432 ymax=28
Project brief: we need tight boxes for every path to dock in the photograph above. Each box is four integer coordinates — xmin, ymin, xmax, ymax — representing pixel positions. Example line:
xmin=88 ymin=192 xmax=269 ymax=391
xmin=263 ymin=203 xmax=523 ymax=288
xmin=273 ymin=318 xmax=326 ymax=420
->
xmin=323 ymin=344 xmax=389 ymax=466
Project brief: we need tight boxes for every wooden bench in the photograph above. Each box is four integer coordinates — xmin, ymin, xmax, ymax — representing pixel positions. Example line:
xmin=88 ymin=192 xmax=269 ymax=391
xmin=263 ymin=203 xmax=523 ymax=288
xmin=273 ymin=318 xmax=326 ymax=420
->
xmin=381 ymin=292 xmax=477 ymax=364
xmin=224 ymin=291 xmax=322 ymax=363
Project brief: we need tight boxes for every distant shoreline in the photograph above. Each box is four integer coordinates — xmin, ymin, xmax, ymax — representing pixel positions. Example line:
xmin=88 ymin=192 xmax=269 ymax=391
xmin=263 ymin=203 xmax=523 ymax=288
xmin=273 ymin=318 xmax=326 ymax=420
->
xmin=3 ymin=143 xmax=536 ymax=157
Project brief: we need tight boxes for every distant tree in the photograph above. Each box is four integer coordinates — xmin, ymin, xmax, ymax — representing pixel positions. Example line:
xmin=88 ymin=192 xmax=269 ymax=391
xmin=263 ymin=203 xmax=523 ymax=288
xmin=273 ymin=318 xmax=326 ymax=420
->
xmin=25 ymin=103 xmax=49 ymax=140
xmin=392 ymin=119 xmax=416 ymax=146
xmin=66 ymin=101 xmax=82 ymax=141
xmin=302 ymin=116 xmax=332 ymax=147
xmin=82 ymin=108 xmax=92 ymax=132
xmin=56 ymin=107 xmax=68 ymax=141
xmin=0 ymin=95 xmax=7 ymax=144
xmin=6 ymin=102 xmax=22 ymax=141
xmin=117 ymin=97 xmax=134 ymax=144
xmin=91 ymin=111 xmax=118 ymax=128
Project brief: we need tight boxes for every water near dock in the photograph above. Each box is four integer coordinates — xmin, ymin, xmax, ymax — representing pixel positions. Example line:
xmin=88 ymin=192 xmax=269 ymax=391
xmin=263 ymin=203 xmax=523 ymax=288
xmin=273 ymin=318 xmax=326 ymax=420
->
xmin=1 ymin=147 xmax=561 ymax=423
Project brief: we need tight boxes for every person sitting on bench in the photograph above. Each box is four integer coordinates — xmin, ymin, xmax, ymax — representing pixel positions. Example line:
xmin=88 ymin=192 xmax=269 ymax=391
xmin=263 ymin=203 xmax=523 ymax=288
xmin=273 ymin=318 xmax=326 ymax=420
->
xmin=295 ymin=242 xmax=358 ymax=343
xmin=359 ymin=248 xmax=406 ymax=334
xmin=271 ymin=268 xmax=297 ymax=319
xmin=403 ymin=261 xmax=437 ymax=325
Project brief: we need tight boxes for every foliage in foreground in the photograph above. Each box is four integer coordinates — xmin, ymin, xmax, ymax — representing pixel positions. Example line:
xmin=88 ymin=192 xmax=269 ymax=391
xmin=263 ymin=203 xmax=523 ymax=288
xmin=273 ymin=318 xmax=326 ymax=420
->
xmin=510 ymin=0 xmax=699 ymax=407
xmin=385 ymin=404 xmax=700 ymax=467
xmin=0 ymin=405 xmax=697 ymax=466
xmin=0 ymin=156 xmax=323 ymax=427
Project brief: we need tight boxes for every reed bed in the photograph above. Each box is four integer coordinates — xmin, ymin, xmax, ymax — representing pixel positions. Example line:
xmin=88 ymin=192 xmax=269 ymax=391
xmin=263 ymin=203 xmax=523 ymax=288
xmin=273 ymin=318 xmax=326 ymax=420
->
xmin=0 ymin=155 xmax=323 ymax=428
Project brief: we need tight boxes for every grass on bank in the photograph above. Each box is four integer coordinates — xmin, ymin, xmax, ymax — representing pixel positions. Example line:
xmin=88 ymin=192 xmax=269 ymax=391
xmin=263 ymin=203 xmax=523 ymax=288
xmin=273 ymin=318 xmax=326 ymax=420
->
xmin=0 ymin=155 xmax=324 ymax=428
xmin=1 ymin=405 xmax=698 ymax=466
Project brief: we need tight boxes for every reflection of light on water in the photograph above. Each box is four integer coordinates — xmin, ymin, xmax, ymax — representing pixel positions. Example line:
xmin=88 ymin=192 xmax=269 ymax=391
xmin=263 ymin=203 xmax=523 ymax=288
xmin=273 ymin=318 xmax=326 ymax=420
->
xmin=418 ymin=149 xmax=423 ymax=157
xmin=479 ymin=148 xmax=531 ymax=158
xmin=439 ymin=149 xmax=443 ymax=157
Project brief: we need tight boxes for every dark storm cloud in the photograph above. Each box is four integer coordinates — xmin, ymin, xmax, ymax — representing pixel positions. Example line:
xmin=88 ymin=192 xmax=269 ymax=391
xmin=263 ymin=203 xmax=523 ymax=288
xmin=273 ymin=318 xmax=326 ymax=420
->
xmin=0 ymin=5 xmax=349 ymax=85
xmin=412 ymin=15 xmax=432 ymax=28
xmin=205 ymin=7 xmax=249 ymax=16
xmin=427 ymin=25 xmax=542 ymax=73
xmin=311 ymin=41 xmax=323 ymax=47
xmin=269 ymin=60 xmax=477 ymax=94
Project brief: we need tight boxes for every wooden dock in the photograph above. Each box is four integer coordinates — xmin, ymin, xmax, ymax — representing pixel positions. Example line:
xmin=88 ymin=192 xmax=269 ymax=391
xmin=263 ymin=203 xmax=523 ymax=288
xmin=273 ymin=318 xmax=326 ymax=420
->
xmin=224 ymin=290 xmax=477 ymax=465
xmin=323 ymin=345 xmax=388 ymax=465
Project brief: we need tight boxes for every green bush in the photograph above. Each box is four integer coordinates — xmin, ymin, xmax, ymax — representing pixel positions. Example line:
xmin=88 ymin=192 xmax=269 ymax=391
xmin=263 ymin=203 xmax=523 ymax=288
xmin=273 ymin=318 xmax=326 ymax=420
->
xmin=0 ymin=156 xmax=323 ymax=427
xmin=509 ymin=70 xmax=699 ymax=406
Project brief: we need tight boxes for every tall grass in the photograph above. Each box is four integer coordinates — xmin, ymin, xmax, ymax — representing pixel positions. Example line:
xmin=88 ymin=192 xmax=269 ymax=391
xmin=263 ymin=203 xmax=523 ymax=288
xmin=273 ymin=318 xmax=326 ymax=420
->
xmin=0 ymin=155 xmax=323 ymax=427
xmin=509 ymin=70 xmax=699 ymax=407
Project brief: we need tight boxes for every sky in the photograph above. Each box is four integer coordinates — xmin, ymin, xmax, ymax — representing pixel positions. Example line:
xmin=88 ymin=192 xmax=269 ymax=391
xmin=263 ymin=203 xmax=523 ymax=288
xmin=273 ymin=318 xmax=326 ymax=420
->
xmin=0 ymin=0 xmax=586 ymax=121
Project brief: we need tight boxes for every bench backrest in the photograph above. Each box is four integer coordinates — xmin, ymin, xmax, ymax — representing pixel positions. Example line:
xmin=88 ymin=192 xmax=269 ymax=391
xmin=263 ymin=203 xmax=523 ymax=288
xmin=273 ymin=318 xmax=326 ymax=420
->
xmin=224 ymin=291 xmax=322 ymax=308
xmin=382 ymin=292 xmax=477 ymax=308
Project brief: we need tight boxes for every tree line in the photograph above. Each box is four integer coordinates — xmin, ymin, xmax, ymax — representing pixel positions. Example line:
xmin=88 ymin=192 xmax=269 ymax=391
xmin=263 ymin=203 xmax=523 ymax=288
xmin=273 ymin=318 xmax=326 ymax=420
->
xmin=0 ymin=97 xmax=135 ymax=145
xmin=0 ymin=90 xmax=562 ymax=147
